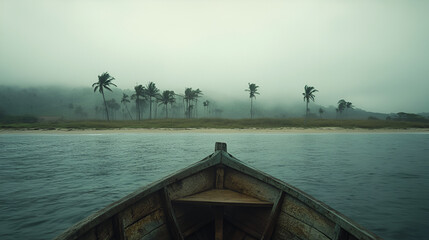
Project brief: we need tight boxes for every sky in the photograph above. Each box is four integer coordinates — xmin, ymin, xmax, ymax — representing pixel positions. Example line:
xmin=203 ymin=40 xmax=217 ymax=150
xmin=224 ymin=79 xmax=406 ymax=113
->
xmin=1 ymin=0 xmax=428 ymax=114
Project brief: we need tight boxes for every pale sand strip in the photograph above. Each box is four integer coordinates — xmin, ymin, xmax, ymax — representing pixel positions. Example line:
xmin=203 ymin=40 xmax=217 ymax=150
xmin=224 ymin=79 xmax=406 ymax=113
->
xmin=1 ymin=127 xmax=428 ymax=134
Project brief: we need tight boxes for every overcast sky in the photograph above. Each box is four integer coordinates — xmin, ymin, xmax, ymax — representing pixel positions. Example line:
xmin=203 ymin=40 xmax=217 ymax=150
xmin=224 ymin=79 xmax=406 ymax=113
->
xmin=1 ymin=0 xmax=428 ymax=113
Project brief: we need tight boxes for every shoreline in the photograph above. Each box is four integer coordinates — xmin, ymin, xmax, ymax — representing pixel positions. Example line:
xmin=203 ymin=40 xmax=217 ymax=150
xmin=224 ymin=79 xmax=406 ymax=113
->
xmin=1 ymin=127 xmax=429 ymax=134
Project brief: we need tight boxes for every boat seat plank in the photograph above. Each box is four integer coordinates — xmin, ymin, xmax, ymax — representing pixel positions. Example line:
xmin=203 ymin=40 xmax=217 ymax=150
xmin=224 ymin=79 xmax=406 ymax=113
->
xmin=172 ymin=189 xmax=273 ymax=207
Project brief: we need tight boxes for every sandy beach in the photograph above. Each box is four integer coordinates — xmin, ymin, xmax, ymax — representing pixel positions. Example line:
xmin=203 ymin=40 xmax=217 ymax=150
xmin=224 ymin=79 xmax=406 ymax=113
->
xmin=1 ymin=127 xmax=428 ymax=134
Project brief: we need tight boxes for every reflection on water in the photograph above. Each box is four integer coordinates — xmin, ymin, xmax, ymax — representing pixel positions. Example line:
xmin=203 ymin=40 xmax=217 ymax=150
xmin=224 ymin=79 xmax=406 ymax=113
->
xmin=0 ymin=132 xmax=428 ymax=240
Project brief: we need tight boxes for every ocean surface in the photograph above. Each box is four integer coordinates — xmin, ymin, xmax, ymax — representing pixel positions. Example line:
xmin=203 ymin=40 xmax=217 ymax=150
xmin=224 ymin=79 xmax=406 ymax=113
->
xmin=0 ymin=132 xmax=428 ymax=240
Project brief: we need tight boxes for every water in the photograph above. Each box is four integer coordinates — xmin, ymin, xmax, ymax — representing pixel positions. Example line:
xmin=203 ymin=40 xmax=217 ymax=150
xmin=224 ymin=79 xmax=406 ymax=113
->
xmin=0 ymin=132 xmax=428 ymax=240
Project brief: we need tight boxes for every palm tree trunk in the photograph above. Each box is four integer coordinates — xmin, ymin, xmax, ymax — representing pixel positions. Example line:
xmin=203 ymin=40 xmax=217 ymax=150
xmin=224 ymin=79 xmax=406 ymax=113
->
xmin=102 ymin=91 xmax=110 ymax=121
xmin=149 ymin=98 xmax=152 ymax=119
xmin=195 ymin=99 xmax=198 ymax=118
xmin=165 ymin=103 xmax=168 ymax=118
xmin=250 ymin=97 xmax=253 ymax=119
xmin=306 ymin=101 xmax=308 ymax=118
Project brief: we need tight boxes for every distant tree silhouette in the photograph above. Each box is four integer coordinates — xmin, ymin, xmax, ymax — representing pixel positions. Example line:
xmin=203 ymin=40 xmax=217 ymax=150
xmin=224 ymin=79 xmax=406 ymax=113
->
xmin=145 ymin=82 xmax=159 ymax=119
xmin=245 ymin=83 xmax=259 ymax=119
xmin=337 ymin=99 xmax=353 ymax=118
xmin=203 ymin=100 xmax=210 ymax=117
xmin=184 ymin=88 xmax=193 ymax=118
xmin=121 ymin=93 xmax=133 ymax=120
xmin=302 ymin=85 xmax=318 ymax=119
xmin=106 ymin=98 xmax=120 ymax=120
xmin=319 ymin=108 xmax=325 ymax=119
xmin=131 ymin=85 xmax=145 ymax=120
xmin=92 ymin=72 xmax=117 ymax=121
xmin=157 ymin=90 xmax=175 ymax=118
xmin=193 ymin=89 xmax=203 ymax=118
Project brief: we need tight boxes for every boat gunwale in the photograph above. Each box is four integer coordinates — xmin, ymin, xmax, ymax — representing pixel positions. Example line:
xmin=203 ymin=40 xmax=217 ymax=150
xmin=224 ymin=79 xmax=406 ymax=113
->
xmin=54 ymin=151 xmax=222 ymax=240
xmin=220 ymin=151 xmax=382 ymax=240
xmin=54 ymin=147 xmax=382 ymax=240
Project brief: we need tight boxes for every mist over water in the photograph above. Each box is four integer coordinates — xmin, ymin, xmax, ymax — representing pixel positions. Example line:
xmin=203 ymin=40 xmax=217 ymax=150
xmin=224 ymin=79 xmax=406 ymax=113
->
xmin=0 ymin=132 xmax=428 ymax=240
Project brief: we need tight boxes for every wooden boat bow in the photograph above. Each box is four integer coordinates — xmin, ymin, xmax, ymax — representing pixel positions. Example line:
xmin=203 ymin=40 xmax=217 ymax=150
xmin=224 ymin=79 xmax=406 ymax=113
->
xmin=54 ymin=142 xmax=382 ymax=240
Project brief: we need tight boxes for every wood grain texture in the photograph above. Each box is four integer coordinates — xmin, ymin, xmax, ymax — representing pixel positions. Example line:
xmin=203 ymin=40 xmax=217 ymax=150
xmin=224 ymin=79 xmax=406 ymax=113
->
xmin=120 ymin=192 xmax=162 ymax=228
xmin=167 ymin=168 xmax=215 ymax=200
xmin=173 ymin=189 xmax=273 ymax=207
xmin=275 ymin=212 xmax=331 ymax=240
xmin=162 ymin=187 xmax=184 ymax=240
xmin=124 ymin=208 xmax=167 ymax=240
xmin=224 ymin=168 xmax=278 ymax=202
xmin=281 ymin=195 xmax=336 ymax=239
xmin=261 ymin=190 xmax=284 ymax=240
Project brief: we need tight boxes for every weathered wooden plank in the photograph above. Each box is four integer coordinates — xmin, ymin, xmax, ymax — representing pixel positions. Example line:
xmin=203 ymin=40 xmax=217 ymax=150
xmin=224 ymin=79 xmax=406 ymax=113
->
xmin=120 ymin=191 xmax=162 ymax=228
xmin=112 ymin=214 xmax=125 ymax=240
xmin=95 ymin=218 xmax=114 ymax=240
xmin=79 ymin=228 xmax=96 ymax=240
xmin=124 ymin=208 xmax=166 ymax=240
xmin=167 ymin=167 xmax=215 ymax=200
xmin=216 ymin=167 xmax=225 ymax=189
xmin=162 ymin=187 xmax=184 ymax=240
xmin=261 ymin=190 xmax=284 ymax=240
xmin=281 ymin=194 xmax=336 ymax=239
xmin=173 ymin=189 xmax=273 ymax=207
xmin=215 ymin=206 xmax=224 ymax=240
xmin=271 ymin=226 xmax=300 ymax=240
xmin=141 ymin=224 xmax=171 ymax=240
xmin=224 ymin=168 xmax=279 ymax=202
xmin=215 ymin=142 xmax=227 ymax=151
xmin=275 ymin=212 xmax=331 ymax=240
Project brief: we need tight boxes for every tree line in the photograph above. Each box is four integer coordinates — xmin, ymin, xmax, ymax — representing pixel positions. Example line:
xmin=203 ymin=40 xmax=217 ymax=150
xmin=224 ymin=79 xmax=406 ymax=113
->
xmin=93 ymin=72 xmax=360 ymax=121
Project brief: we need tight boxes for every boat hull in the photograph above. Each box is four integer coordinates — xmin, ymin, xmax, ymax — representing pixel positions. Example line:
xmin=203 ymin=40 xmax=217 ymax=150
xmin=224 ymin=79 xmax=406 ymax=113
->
xmin=55 ymin=143 xmax=381 ymax=240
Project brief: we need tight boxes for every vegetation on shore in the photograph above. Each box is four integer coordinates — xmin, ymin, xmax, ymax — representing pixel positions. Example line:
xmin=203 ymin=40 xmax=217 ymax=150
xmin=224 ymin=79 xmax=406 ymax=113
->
xmin=1 ymin=118 xmax=429 ymax=130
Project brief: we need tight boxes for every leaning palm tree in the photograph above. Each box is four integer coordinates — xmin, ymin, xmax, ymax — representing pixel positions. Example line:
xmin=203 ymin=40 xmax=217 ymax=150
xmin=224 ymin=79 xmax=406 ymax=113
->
xmin=157 ymin=90 xmax=175 ymax=118
xmin=131 ymin=85 xmax=145 ymax=120
xmin=245 ymin=83 xmax=259 ymax=119
xmin=302 ymin=85 xmax=318 ymax=119
xmin=337 ymin=99 xmax=347 ymax=117
xmin=184 ymin=88 xmax=194 ymax=118
xmin=92 ymin=72 xmax=117 ymax=121
xmin=121 ymin=93 xmax=133 ymax=120
xmin=193 ymin=88 xmax=203 ymax=118
xmin=145 ymin=82 xmax=159 ymax=119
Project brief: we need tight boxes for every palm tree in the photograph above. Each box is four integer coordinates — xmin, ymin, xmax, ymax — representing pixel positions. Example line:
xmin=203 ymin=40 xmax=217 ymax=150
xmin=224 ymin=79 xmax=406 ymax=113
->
xmin=337 ymin=99 xmax=347 ymax=117
xmin=121 ymin=93 xmax=133 ymax=120
xmin=302 ymin=85 xmax=318 ymax=119
xmin=203 ymin=100 xmax=210 ymax=117
xmin=193 ymin=88 xmax=203 ymax=118
xmin=168 ymin=91 xmax=176 ymax=117
xmin=131 ymin=85 xmax=145 ymax=120
xmin=157 ymin=90 xmax=175 ymax=118
xmin=245 ymin=83 xmax=260 ymax=119
xmin=184 ymin=88 xmax=194 ymax=118
xmin=92 ymin=72 xmax=117 ymax=121
xmin=145 ymin=82 xmax=159 ymax=119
